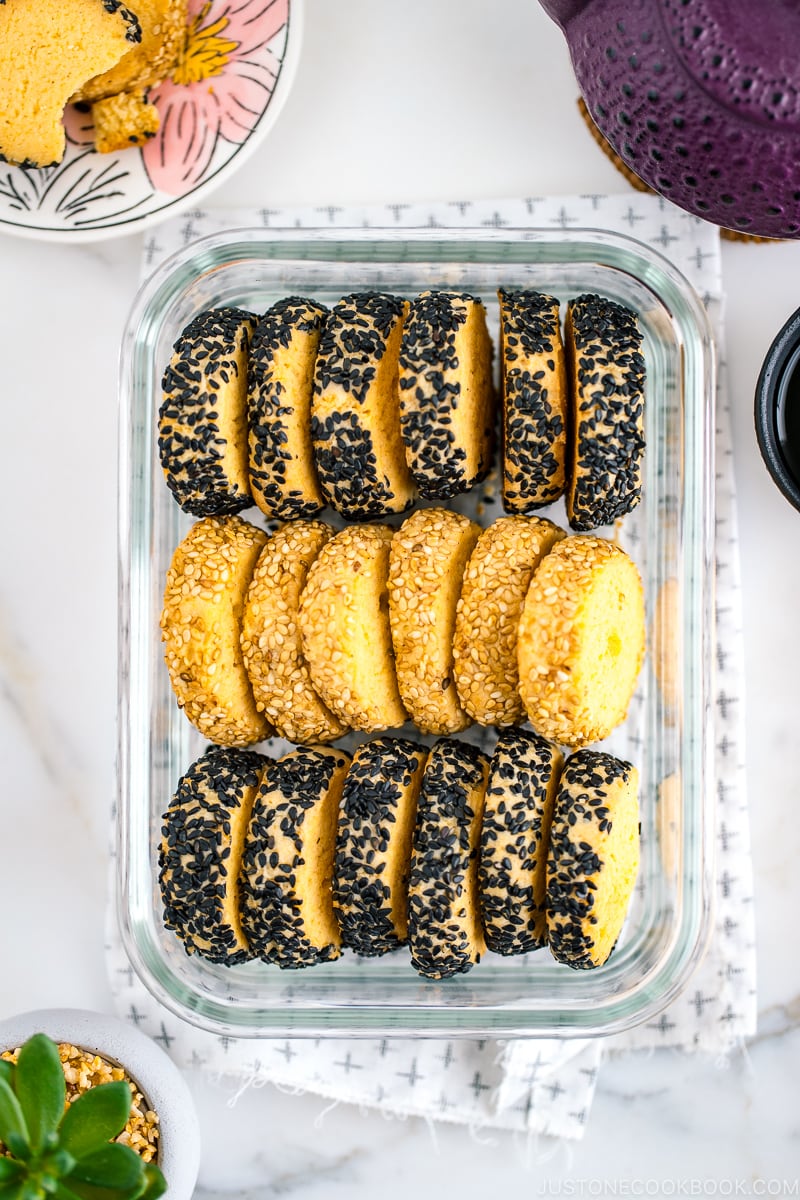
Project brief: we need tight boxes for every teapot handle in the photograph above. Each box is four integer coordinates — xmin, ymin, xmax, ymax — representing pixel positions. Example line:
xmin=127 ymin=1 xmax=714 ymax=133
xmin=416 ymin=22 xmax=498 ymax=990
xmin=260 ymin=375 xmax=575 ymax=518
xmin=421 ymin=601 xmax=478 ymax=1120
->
xmin=537 ymin=0 xmax=591 ymax=32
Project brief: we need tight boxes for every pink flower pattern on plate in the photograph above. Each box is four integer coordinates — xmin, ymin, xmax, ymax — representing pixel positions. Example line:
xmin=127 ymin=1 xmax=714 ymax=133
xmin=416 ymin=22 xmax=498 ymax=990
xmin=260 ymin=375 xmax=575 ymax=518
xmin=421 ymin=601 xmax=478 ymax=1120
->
xmin=142 ymin=0 xmax=289 ymax=195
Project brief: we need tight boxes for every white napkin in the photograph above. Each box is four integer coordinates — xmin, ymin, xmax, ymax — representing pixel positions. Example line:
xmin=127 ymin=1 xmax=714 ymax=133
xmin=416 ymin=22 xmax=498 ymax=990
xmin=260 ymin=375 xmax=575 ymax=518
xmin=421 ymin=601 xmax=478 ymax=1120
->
xmin=107 ymin=194 xmax=756 ymax=1139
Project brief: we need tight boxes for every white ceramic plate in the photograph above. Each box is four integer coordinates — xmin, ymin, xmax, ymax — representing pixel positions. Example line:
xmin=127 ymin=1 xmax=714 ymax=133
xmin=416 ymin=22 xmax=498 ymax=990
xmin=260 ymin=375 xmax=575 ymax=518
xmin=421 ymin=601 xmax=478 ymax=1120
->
xmin=0 ymin=0 xmax=301 ymax=243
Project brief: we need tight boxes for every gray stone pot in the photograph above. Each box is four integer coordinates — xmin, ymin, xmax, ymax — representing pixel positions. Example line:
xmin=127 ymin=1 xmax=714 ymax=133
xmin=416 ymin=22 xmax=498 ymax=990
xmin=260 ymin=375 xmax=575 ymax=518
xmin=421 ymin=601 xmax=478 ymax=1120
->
xmin=0 ymin=1008 xmax=200 ymax=1199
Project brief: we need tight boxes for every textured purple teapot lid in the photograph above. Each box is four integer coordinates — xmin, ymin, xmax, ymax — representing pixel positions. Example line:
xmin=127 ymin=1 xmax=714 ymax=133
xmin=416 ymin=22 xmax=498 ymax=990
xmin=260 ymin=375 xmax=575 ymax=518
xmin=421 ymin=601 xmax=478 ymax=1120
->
xmin=553 ymin=0 xmax=800 ymax=237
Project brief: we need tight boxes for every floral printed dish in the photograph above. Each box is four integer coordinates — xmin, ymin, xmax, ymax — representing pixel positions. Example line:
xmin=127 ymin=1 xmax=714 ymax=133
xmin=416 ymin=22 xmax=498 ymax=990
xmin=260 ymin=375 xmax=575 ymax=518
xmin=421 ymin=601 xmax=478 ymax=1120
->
xmin=0 ymin=0 xmax=300 ymax=242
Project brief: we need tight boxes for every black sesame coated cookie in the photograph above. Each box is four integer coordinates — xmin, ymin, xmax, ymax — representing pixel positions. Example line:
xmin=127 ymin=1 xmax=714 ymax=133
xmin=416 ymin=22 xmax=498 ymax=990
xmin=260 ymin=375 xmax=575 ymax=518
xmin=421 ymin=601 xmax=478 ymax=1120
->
xmin=407 ymin=739 xmax=490 ymax=980
xmin=159 ymin=307 xmax=257 ymax=516
xmin=498 ymin=288 xmax=568 ymax=512
xmin=546 ymin=749 xmax=640 ymax=969
xmin=564 ymin=294 xmax=645 ymax=532
xmin=479 ymin=729 xmax=563 ymax=956
xmin=248 ymin=297 xmax=329 ymax=520
xmin=333 ymin=737 xmax=428 ymax=957
xmin=159 ymin=745 xmax=268 ymax=965
xmin=398 ymin=290 xmax=495 ymax=500
xmin=240 ymin=746 xmax=351 ymax=968
xmin=311 ymin=292 xmax=417 ymax=520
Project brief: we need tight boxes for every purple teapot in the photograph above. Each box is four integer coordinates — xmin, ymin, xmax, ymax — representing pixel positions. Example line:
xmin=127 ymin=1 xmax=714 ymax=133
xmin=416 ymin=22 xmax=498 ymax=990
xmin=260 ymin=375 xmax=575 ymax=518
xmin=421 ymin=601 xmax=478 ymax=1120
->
xmin=539 ymin=0 xmax=800 ymax=239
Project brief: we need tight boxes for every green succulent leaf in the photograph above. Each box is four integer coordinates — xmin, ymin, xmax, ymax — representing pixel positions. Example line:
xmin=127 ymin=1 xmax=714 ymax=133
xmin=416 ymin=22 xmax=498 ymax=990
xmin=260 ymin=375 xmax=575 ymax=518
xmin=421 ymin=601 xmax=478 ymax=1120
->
xmin=66 ymin=1144 xmax=143 ymax=1191
xmin=0 ymin=1163 xmax=22 ymax=1184
xmin=57 ymin=1084 xmax=131 ymax=1163
xmin=0 ymin=1182 xmax=24 ymax=1200
xmin=0 ymin=1080 xmax=29 ymax=1157
xmin=0 ymin=1062 xmax=14 ymax=1091
xmin=3 ymin=1135 xmax=29 ymax=1163
xmin=15 ymin=1036 xmax=66 ymax=1155
xmin=56 ymin=1180 xmax=141 ymax=1200
xmin=19 ymin=1183 xmax=45 ymax=1200
xmin=59 ymin=1175 xmax=152 ymax=1200
xmin=135 ymin=1166 xmax=166 ymax=1200
xmin=50 ymin=1186 xmax=85 ymax=1200
xmin=43 ymin=1152 xmax=75 ymax=1178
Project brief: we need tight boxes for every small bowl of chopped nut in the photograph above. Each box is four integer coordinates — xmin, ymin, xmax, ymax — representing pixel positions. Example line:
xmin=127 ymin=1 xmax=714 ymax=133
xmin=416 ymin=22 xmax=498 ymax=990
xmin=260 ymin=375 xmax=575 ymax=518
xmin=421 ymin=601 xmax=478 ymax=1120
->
xmin=0 ymin=1008 xmax=200 ymax=1200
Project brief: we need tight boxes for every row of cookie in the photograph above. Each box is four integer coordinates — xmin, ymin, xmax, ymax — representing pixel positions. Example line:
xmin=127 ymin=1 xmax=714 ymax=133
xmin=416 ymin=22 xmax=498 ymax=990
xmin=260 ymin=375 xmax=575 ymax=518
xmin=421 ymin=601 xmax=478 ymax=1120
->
xmin=158 ymin=288 xmax=645 ymax=531
xmin=160 ymin=510 xmax=646 ymax=750
xmin=159 ymin=731 xmax=640 ymax=978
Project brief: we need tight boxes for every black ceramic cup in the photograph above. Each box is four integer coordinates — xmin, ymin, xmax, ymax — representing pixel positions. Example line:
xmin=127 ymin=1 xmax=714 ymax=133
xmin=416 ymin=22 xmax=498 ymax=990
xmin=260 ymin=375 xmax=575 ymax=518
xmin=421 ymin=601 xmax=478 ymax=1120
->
xmin=755 ymin=305 xmax=800 ymax=513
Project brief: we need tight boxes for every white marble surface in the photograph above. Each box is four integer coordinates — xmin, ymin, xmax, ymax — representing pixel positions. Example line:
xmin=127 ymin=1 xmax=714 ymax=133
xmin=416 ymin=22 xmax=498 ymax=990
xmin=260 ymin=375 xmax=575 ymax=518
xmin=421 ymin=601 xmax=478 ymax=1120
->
xmin=1 ymin=0 xmax=799 ymax=1191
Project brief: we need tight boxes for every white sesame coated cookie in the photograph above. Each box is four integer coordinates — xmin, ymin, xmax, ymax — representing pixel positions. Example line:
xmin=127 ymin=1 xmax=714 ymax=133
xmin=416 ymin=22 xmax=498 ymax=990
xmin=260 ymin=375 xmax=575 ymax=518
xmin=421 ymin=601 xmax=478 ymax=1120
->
xmin=241 ymin=520 xmax=348 ymax=745
xmin=453 ymin=514 xmax=565 ymax=727
xmin=73 ymin=0 xmax=187 ymax=102
xmin=517 ymin=534 xmax=645 ymax=747
xmin=161 ymin=515 xmax=271 ymax=747
xmin=388 ymin=507 xmax=481 ymax=735
xmin=299 ymin=524 xmax=407 ymax=732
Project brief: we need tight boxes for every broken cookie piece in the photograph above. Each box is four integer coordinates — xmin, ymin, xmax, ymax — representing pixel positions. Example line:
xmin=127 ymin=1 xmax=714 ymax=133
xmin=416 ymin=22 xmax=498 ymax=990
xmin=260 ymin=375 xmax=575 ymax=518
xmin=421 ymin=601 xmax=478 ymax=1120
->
xmin=0 ymin=0 xmax=141 ymax=167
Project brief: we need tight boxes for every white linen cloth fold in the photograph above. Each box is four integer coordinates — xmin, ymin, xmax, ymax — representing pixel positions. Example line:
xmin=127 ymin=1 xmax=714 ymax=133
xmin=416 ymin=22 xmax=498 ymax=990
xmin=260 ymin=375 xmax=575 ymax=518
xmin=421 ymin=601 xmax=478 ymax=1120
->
xmin=106 ymin=194 xmax=755 ymax=1139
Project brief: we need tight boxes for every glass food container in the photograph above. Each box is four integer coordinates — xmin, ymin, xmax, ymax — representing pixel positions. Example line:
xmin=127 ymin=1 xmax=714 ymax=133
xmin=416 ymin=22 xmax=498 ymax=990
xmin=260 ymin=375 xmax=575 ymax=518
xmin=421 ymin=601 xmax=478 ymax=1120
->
xmin=118 ymin=227 xmax=715 ymax=1038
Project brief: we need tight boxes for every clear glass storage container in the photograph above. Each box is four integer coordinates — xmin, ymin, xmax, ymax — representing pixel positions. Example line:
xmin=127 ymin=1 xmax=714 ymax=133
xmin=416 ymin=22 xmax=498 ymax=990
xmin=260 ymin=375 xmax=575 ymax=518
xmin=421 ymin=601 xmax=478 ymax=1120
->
xmin=118 ymin=227 xmax=715 ymax=1038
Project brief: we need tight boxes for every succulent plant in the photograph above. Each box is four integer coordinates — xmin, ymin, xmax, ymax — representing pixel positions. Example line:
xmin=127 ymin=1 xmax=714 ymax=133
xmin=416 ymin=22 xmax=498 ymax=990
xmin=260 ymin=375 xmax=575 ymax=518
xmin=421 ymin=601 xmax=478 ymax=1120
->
xmin=0 ymin=1034 xmax=167 ymax=1200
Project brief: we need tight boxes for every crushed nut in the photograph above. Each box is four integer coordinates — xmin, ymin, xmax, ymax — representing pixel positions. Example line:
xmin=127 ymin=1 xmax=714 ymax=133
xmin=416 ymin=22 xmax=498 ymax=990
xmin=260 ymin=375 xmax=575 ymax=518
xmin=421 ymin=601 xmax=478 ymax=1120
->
xmin=1 ymin=1043 xmax=159 ymax=1163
